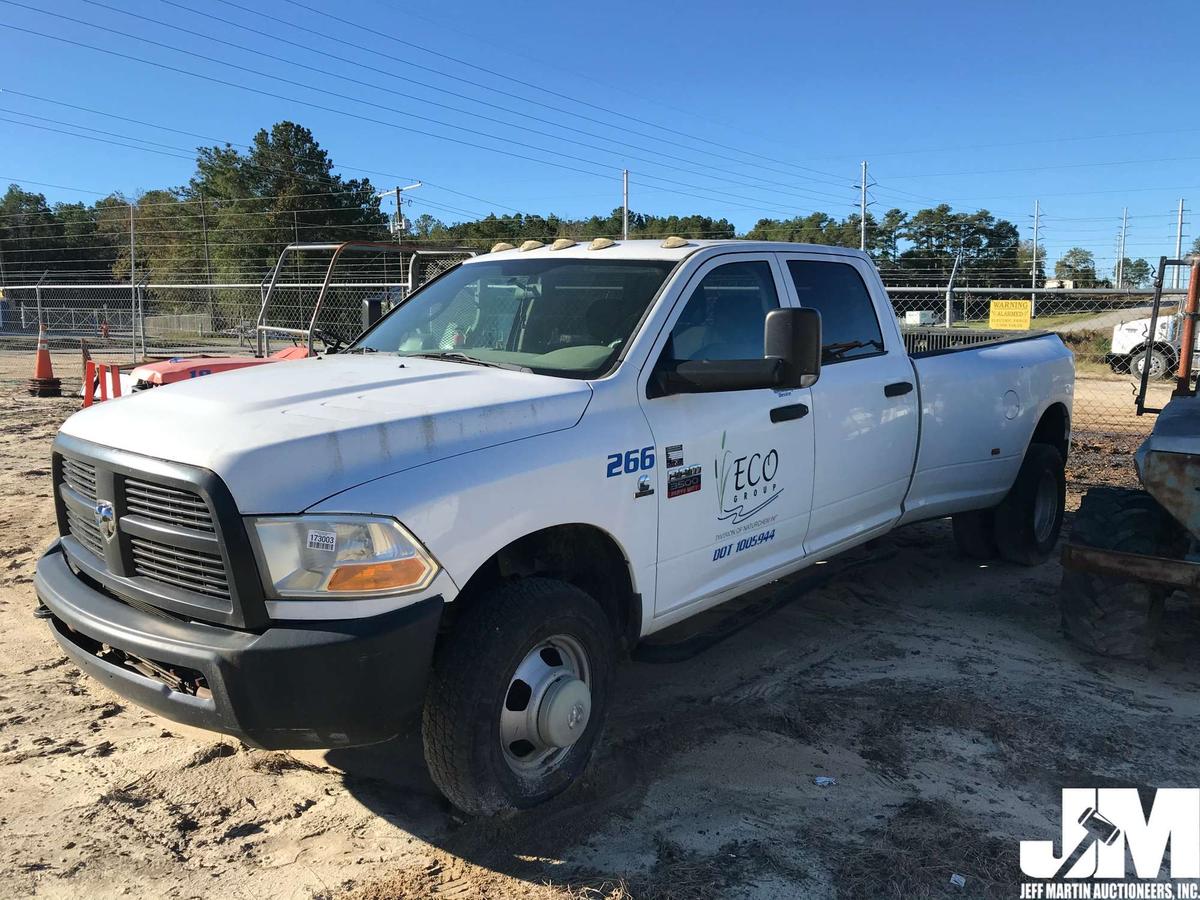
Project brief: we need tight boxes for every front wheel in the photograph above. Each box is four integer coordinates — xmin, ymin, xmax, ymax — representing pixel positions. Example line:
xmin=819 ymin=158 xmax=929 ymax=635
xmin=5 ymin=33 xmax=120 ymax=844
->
xmin=422 ymin=578 xmax=615 ymax=816
xmin=993 ymin=443 xmax=1066 ymax=566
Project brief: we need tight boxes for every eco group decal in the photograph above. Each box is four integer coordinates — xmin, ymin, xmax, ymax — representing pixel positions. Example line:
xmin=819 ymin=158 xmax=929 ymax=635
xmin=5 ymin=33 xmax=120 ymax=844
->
xmin=714 ymin=430 xmax=781 ymax=524
xmin=1019 ymin=788 xmax=1200 ymax=898
xmin=711 ymin=431 xmax=780 ymax=562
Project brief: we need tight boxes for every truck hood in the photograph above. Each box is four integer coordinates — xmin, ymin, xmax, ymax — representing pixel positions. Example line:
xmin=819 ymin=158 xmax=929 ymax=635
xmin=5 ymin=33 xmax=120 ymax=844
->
xmin=60 ymin=355 xmax=593 ymax=513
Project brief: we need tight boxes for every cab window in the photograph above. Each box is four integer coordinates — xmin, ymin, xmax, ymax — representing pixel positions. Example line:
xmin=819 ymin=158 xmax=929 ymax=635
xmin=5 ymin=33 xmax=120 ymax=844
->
xmin=664 ymin=261 xmax=780 ymax=363
xmin=785 ymin=260 xmax=884 ymax=363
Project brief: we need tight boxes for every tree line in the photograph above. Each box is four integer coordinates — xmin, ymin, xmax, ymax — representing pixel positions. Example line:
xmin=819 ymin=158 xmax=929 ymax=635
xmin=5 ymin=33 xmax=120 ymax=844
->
xmin=0 ymin=120 xmax=1161 ymax=289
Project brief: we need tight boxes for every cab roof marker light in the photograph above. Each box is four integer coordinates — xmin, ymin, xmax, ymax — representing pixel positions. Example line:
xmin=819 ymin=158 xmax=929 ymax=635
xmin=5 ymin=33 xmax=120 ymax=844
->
xmin=589 ymin=237 xmax=616 ymax=251
xmin=661 ymin=235 xmax=690 ymax=249
xmin=549 ymin=238 xmax=577 ymax=251
xmin=489 ymin=242 xmax=515 ymax=253
xmin=519 ymin=240 xmax=545 ymax=252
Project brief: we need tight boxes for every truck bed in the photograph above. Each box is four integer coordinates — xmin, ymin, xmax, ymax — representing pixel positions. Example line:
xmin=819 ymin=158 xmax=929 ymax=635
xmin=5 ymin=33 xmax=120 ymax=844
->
xmin=901 ymin=326 xmax=1052 ymax=358
xmin=898 ymin=331 xmax=1075 ymax=525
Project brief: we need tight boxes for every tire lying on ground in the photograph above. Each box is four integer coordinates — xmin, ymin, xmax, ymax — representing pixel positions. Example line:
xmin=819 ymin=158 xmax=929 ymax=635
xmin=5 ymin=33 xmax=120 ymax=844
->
xmin=422 ymin=577 xmax=615 ymax=816
xmin=1060 ymin=486 xmax=1177 ymax=660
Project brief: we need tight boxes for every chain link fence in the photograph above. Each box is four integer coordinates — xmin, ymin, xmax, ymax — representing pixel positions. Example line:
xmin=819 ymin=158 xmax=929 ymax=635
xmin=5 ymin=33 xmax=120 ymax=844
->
xmin=0 ymin=264 xmax=1186 ymax=434
xmin=886 ymin=283 xmax=1189 ymax=434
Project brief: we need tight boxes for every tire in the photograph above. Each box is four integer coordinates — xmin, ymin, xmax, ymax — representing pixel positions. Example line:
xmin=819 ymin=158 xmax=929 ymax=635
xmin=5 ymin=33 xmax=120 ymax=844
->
xmin=993 ymin=443 xmax=1066 ymax=566
xmin=422 ymin=577 xmax=615 ymax=816
xmin=1060 ymin=487 xmax=1174 ymax=660
xmin=952 ymin=509 xmax=998 ymax=560
xmin=1130 ymin=347 xmax=1172 ymax=382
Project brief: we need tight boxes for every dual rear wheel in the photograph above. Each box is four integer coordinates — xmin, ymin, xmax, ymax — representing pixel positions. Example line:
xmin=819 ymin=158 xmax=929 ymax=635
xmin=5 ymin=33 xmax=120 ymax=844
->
xmin=952 ymin=442 xmax=1066 ymax=566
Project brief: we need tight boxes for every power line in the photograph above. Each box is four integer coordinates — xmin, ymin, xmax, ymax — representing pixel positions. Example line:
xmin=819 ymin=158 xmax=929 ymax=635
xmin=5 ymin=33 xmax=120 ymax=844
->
xmin=141 ymin=0 xmax=853 ymax=197
xmin=276 ymin=0 xmax=853 ymax=186
xmin=887 ymin=154 xmax=1200 ymax=180
xmin=75 ymin=0 xmax=850 ymax=207
xmin=3 ymin=89 xmax=527 ymax=216
xmin=0 ymin=16 xmax=826 ymax=218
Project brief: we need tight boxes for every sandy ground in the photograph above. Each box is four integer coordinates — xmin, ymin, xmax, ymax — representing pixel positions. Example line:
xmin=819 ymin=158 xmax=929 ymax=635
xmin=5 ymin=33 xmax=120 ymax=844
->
xmin=1 ymin=363 xmax=1195 ymax=899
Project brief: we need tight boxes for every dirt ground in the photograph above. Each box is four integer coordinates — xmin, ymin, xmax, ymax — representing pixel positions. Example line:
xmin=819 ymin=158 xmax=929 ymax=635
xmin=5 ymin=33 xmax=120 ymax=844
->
xmin=2 ymin=363 xmax=1197 ymax=900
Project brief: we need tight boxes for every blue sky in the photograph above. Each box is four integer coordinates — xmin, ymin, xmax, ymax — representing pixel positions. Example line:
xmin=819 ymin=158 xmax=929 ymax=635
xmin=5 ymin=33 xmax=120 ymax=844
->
xmin=1 ymin=0 xmax=1198 ymax=271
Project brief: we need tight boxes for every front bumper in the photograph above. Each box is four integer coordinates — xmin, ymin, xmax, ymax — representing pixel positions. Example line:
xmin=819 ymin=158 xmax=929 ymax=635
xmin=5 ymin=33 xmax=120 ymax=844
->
xmin=35 ymin=540 xmax=443 ymax=749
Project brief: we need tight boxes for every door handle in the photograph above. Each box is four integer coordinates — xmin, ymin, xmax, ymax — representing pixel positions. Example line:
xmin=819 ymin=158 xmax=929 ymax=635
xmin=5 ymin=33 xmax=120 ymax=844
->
xmin=884 ymin=381 xmax=913 ymax=397
xmin=770 ymin=403 xmax=809 ymax=423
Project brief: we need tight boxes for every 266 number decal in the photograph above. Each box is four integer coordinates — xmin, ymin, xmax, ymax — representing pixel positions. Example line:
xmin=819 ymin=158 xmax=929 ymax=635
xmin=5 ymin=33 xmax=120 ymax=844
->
xmin=606 ymin=446 xmax=655 ymax=477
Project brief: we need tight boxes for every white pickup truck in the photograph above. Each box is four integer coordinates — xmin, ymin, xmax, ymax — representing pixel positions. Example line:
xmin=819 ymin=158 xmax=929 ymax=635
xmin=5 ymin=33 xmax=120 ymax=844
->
xmin=35 ymin=239 xmax=1074 ymax=814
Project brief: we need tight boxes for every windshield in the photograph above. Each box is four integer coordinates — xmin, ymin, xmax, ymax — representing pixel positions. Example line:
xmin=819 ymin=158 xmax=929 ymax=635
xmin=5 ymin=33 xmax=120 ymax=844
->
xmin=351 ymin=258 xmax=677 ymax=378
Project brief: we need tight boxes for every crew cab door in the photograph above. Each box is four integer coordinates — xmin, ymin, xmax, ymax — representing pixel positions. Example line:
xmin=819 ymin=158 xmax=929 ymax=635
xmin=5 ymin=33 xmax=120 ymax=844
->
xmin=638 ymin=254 xmax=815 ymax=619
xmin=776 ymin=253 xmax=919 ymax=557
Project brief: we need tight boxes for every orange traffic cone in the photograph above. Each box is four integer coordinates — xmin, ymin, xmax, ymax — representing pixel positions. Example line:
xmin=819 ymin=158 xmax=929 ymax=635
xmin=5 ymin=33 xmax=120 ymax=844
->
xmin=27 ymin=323 xmax=62 ymax=397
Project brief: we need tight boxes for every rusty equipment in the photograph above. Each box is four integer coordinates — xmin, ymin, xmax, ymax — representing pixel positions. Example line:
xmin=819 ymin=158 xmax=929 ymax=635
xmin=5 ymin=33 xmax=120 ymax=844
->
xmin=1061 ymin=255 xmax=1200 ymax=659
xmin=27 ymin=323 xmax=62 ymax=397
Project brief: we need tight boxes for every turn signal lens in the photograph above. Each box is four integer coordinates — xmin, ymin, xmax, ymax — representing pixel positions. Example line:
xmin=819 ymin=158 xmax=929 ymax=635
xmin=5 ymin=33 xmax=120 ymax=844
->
xmin=326 ymin=557 xmax=431 ymax=592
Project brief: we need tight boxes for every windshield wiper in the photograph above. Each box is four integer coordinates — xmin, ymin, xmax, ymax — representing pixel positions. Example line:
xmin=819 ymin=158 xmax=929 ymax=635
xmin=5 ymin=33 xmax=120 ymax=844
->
xmin=823 ymin=339 xmax=884 ymax=361
xmin=409 ymin=350 xmax=532 ymax=373
xmin=347 ymin=346 xmax=380 ymax=354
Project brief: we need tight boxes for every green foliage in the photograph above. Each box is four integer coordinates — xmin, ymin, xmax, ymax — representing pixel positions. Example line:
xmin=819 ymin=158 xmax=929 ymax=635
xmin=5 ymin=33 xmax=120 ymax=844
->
xmin=1118 ymin=257 xmax=1151 ymax=289
xmin=0 ymin=123 xmax=388 ymax=286
xmin=1055 ymin=247 xmax=1103 ymax=287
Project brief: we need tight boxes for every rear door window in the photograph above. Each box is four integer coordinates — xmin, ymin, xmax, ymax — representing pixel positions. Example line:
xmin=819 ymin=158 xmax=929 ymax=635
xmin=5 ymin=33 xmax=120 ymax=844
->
xmin=785 ymin=260 xmax=885 ymax=363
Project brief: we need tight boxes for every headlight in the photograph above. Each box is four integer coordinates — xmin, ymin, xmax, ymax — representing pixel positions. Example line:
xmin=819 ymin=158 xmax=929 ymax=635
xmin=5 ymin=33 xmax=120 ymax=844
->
xmin=248 ymin=515 xmax=438 ymax=598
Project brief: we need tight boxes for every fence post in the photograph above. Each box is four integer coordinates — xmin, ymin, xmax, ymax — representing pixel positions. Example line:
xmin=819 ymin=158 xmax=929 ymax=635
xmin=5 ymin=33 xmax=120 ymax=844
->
xmin=34 ymin=270 xmax=48 ymax=325
xmin=129 ymin=203 xmax=137 ymax=363
xmin=944 ymin=252 xmax=962 ymax=327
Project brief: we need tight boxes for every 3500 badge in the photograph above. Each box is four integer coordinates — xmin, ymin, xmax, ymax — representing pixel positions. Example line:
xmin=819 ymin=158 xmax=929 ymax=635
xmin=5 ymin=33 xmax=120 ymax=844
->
xmin=606 ymin=446 xmax=655 ymax=477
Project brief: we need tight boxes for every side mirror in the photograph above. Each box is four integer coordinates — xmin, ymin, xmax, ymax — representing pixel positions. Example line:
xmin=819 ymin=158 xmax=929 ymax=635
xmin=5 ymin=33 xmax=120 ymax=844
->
xmin=658 ymin=357 xmax=785 ymax=395
xmin=651 ymin=307 xmax=822 ymax=396
xmin=765 ymin=307 xmax=822 ymax=389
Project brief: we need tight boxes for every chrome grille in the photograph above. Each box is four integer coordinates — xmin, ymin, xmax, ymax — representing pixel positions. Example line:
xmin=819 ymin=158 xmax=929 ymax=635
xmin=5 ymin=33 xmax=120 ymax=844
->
xmin=65 ymin=504 xmax=104 ymax=558
xmin=54 ymin=442 xmax=251 ymax=626
xmin=129 ymin=537 xmax=230 ymax=600
xmin=124 ymin=478 xmax=215 ymax=533
xmin=63 ymin=457 xmax=97 ymax=501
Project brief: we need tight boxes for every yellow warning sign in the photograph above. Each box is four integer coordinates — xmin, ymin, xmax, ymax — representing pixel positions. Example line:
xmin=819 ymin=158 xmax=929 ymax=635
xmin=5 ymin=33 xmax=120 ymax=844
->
xmin=989 ymin=299 xmax=1032 ymax=331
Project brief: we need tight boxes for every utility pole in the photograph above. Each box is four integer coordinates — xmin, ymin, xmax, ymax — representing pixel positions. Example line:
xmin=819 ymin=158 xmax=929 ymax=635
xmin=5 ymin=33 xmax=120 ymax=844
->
xmin=859 ymin=160 xmax=868 ymax=251
xmin=1174 ymin=198 xmax=1186 ymax=289
xmin=376 ymin=182 xmax=422 ymax=240
xmin=622 ymin=169 xmax=629 ymax=240
xmin=1030 ymin=200 xmax=1040 ymax=317
xmin=1116 ymin=207 xmax=1128 ymax=288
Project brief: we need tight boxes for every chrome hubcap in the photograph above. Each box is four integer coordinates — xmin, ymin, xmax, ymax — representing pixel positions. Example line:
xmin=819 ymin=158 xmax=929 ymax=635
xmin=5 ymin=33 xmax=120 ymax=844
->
xmin=1137 ymin=354 xmax=1165 ymax=378
xmin=499 ymin=634 xmax=591 ymax=776
xmin=1033 ymin=470 xmax=1058 ymax=544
